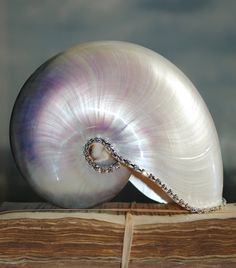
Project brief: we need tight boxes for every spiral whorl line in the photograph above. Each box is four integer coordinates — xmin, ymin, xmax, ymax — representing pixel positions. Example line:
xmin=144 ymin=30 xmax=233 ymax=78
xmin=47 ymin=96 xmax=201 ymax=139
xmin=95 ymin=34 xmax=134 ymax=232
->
xmin=84 ymin=137 xmax=226 ymax=214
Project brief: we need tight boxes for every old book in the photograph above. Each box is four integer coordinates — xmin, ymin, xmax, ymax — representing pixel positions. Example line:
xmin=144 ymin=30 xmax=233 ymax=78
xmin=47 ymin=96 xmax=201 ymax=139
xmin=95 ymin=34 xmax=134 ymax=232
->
xmin=0 ymin=202 xmax=235 ymax=267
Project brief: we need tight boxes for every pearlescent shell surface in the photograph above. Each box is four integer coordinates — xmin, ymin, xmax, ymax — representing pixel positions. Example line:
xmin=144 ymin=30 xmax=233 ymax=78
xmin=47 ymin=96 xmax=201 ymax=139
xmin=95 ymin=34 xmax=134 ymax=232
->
xmin=10 ymin=41 xmax=223 ymax=209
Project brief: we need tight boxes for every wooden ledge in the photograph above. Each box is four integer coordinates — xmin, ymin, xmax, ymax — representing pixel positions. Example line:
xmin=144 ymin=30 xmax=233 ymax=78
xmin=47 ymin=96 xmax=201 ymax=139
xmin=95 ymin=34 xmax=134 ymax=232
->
xmin=0 ymin=202 xmax=236 ymax=267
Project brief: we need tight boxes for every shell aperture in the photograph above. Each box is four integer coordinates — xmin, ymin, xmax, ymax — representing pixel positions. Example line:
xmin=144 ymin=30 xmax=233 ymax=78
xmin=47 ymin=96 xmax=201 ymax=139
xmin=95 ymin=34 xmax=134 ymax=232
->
xmin=10 ymin=41 xmax=224 ymax=211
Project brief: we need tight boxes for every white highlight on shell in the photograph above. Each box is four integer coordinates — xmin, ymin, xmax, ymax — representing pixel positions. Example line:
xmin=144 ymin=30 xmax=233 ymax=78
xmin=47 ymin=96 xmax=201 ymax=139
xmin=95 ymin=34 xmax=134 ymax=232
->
xmin=10 ymin=41 xmax=224 ymax=211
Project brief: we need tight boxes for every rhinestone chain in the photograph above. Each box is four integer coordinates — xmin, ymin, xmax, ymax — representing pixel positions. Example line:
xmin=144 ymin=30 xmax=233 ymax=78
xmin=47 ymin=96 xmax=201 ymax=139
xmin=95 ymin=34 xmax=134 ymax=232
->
xmin=83 ymin=137 xmax=226 ymax=213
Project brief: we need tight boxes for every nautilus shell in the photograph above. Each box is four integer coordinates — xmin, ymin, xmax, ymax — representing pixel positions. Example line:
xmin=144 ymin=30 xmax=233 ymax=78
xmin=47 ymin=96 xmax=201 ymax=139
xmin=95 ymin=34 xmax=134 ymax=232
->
xmin=10 ymin=41 xmax=224 ymax=212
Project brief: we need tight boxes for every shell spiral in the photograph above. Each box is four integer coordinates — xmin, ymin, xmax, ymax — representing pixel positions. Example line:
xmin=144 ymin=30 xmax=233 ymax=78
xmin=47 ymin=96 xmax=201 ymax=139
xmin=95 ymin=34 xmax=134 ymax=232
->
xmin=10 ymin=41 xmax=223 ymax=210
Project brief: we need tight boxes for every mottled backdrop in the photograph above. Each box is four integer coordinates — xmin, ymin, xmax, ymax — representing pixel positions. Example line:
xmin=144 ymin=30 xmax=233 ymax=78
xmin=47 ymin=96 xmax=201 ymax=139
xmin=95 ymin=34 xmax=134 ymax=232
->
xmin=0 ymin=0 xmax=235 ymax=203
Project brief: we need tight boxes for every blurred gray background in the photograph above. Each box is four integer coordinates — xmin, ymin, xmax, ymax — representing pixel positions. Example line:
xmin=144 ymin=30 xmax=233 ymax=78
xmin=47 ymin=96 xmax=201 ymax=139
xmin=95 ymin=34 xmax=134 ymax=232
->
xmin=0 ymin=0 xmax=235 ymax=204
